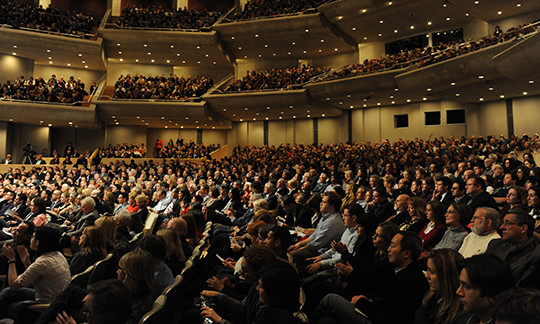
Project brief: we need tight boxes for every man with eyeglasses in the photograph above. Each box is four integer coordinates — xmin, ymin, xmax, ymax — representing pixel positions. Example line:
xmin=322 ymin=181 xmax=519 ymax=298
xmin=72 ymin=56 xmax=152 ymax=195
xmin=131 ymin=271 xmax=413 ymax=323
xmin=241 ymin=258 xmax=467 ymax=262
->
xmin=486 ymin=209 xmax=540 ymax=288
xmin=459 ymin=207 xmax=501 ymax=258
xmin=451 ymin=181 xmax=469 ymax=205
xmin=465 ymin=177 xmax=498 ymax=211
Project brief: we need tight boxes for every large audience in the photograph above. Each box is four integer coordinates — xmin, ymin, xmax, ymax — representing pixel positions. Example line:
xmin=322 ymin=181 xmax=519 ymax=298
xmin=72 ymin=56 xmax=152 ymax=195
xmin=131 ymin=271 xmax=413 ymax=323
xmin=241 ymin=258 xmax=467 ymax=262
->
xmin=113 ymin=74 xmax=214 ymax=100
xmin=321 ymin=20 xmax=540 ymax=81
xmin=0 ymin=134 xmax=539 ymax=323
xmin=0 ymin=0 xmax=94 ymax=37
xmin=0 ymin=75 xmax=88 ymax=104
xmin=231 ymin=0 xmax=327 ymax=21
xmin=116 ymin=6 xmax=221 ymax=30
xmin=224 ymin=65 xmax=331 ymax=92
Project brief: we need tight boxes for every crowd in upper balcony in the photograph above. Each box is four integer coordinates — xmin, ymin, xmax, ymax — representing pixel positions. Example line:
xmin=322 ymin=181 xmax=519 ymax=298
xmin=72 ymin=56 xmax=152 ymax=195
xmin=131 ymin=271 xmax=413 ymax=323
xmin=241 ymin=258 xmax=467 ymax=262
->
xmin=322 ymin=20 xmax=540 ymax=81
xmin=113 ymin=74 xmax=214 ymax=100
xmin=0 ymin=75 xmax=88 ymax=104
xmin=231 ymin=0 xmax=327 ymax=20
xmin=116 ymin=6 xmax=221 ymax=30
xmin=224 ymin=65 xmax=330 ymax=92
xmin=0 ymin=0 xmax=94 ymax=37
xmin=153 ymin=136 xmax=220 ymax=159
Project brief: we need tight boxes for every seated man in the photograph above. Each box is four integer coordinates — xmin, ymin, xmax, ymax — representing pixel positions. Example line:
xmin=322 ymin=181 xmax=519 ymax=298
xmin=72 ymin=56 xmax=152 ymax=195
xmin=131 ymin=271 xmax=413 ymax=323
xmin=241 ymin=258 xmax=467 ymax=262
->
xmin=459 ymin=207 xmax=501 ymax=258
xmin=289 ymin=192 xmax=345 ymax=264
xmin=453 ymin=254 xmax=515 ymax=324
xmin=311 ymin=231 xmax=428 ymax=324
xmin=486 ymin=209 xmax=540 ymax=288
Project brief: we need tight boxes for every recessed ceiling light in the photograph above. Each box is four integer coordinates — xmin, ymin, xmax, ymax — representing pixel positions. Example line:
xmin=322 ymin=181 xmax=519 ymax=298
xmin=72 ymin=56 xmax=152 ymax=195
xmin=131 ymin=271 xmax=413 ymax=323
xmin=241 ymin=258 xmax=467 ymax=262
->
xmin=407 ymin=99 xmax=411 ymax=102
xmin=478 ymin=75 xmax=484 ymax=79
xmin=255 ymin=34 xmax=259 ymax=37
xmin=479 ymin=98 xmax=484 ymax=101
xmin=238 ymin=47 xmax=242 ymax=50
xmin=394 ymin=29 xmax=398 ymax=33
xmin=166 ymin=60 xmax=170 ymax=63
xmin=151 ymin=59 xmax=154 ymax=62
xmin=337 ymin=16 xmax=343 ymax=20
xmin=12 ymin=52 xmax=16 ymax=55
xmin=497 ymin=11 xmax=502 ymax=15
xmin=320 ymin=39 xmax=324 ymax=43
xmin=350 ymin=105 xmax=354 ymax=108
xmin=240 ymin=119 xmax=243 ymax=122
xmin=391 ymin=101 xmax=395 ymax=104
xmin=363 ymin=104 xmax=367 ymax=107
xmin=67 ymin=63 xmax=70 ymax=66
xmin=305 ymin=29 xmax=309 ymax=32
xmin=379 ymin=20 xmax=384 ymax=24
xmin=446 ymin=17 xmax=450 ymax=21
xmin=450 ymin=82 xmax=456 ymax=86
xmin=48 ymin=124 xmax=52 ymax=127
xmin=143 ymin=44 xmax=147 ymax=47
xmin=47 ymin=49 xmax=51 ymax=52
xmin=410 ymin=25 xmax=415 ymax=29
xmin=529 ymin=80 xmax=535 ymax=84
xmin=120 ymin=58 xmax=123 ymax=62
xmin=196 ymin=46 xmax=200 ymax=49
xmin=147 ymin=52 xmax=151 ymax=55
xmin=378 ymin=33 xmax=382 ymax=37
xmin=82 ymin=60 xmax=85 ymax=63
xmin=489 ymin=87 xmax=494 ymax=91
xmin=516 ymin=3 xmax=521 ymax=7
xmin=352 ymin=27 xmax=356 ymax=31
xmin=455 ymin=93 xmax=460 ymax=96
xmin=423 ymin=97 xmax=427 ymax=101
xmin=500 ymin=95 xmax=505 ymax=98
xmin=523 ymin=92 xmax=528 ymax=95
xmin=49 ymin=61 xmax=53 ymax=64
xmin=118 ymin=51 xmax=122 ymax=54
xmin=78 ymin=53 xmax=82 ymax=56
xmin=135 ymin=59 xmax=139 ymax=62
xmin=13 ymin=45 xmax=17 ymax=48
xmin=474 ymin=1 xmax=479 ymax=4
xmin=177 ymin=53 xmax=180 ymax=56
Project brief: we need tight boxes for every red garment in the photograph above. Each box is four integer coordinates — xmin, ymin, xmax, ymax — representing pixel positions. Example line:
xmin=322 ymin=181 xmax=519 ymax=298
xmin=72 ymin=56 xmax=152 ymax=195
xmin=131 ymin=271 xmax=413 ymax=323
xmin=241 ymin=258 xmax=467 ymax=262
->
xmin=419 ymin=223 xmax=447 ymax=250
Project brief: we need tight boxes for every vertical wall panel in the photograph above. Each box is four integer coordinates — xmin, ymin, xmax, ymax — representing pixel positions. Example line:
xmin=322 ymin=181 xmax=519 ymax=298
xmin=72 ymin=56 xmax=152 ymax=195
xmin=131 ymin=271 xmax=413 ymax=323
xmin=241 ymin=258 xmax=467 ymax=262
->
xmin=294 ymin=119 xmax=313 ymax=145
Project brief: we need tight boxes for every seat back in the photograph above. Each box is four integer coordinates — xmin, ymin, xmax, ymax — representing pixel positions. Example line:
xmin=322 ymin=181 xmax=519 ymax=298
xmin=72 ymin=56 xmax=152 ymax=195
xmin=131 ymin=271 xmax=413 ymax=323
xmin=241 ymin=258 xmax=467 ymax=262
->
xmin=88 ymin=253 xmax=115 ymax=284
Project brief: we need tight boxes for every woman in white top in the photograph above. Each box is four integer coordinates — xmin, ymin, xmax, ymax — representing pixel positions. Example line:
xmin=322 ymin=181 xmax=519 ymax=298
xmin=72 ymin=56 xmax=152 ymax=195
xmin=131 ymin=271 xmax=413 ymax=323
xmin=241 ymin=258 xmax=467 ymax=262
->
xmin=0 ymin=226 xmax=70 ymax=319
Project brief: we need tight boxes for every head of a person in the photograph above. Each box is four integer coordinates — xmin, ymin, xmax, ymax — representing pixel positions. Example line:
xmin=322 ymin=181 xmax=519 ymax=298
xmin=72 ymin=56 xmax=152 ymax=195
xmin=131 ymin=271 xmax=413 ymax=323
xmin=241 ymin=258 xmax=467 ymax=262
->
xmin=156 ymin=228 xmax=186 ymax=262
xmin=426 ymin=200 xmax=446 ymax=225
xmin=138 ymin=235 xmax=167 ymax=263
xmin=394 ymin=194 xmax=410 ymax=212
xmin=500 ymin=209 xmax=534 ymax=244
xmin=527 ymin=186 xmax=540 ymax=209
xmin=263 ymin=226 xmax=292 ymax=255
xmin=372 ymin=222 xmax=399 ymax=254
xmin=343 ymin=203 xmax=362 ymax=229
xmin=80 ymin=225 xmax=107 ymax=257
xmin=408 ymin=196 xmax=427 ymax=220
xmin=387 ymin=231 xmax=422 ymax=268
xmin=241 ymin=246 xmax=277 ymax=283
xmin=167 ymin=217 xmax=188 ymax=236
xmin=257 ymin=261 xmax=300 ymax=313
xmin=426 ymin=249 xmax=465 ymax=321
xmin=470 ymin=207 xmax=500 ymax=235
xmin=456 ymin=254 xmax=515 ymax=314
xmin=31 ymin=197 xmax=47 ymax=214
xmin=117 ymin=250 xmax=154 ymax=296
xmin=11 ymin=220 xmax=32 ymax=243
xmin=466 ymin=177 xmax=486 ymax=196
xmin=320 ymin=191 xmax=341 ymax=214
xmin=81 ymin=196 xmax=96 ymax=214
xmin=451 ymin=181 xmax=466 ymax=198
xmin=372 ymin=187 xmax=387 ymax=204
xmin=506 ymin=185 xmax=527 ymax=207
xmin=445 ymin=203 xmax=473 ymax=228
xmin=95 ymin=216 xmax=117 ymax=247
xmin=85 ymin=279 xmax=133 ymax=324
xmin=32 ymin=226 xmax=61 ymax=256
xmin=490 ymin=288 xmax=540 ymax=324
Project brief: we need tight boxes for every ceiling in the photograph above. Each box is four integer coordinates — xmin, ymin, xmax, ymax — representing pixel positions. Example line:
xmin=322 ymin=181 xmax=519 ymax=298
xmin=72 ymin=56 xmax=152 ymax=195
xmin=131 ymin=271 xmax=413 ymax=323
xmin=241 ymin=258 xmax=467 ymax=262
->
xmin=0 ymin=0 xmax=539 ymax=129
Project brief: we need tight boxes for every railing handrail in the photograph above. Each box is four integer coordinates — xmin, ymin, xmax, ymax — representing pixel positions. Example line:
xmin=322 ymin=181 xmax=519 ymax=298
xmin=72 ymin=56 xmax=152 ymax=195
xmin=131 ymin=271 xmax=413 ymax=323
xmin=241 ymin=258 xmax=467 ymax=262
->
xmin=0 ymin=98 xmax=86 ymax=106
xmin=0 ymin=25 xmax=96 ymax=39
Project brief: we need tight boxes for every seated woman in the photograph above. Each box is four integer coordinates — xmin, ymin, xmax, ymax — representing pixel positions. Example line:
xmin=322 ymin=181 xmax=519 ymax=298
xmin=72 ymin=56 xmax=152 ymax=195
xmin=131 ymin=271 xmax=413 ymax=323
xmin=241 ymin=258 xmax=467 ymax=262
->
xmin=0 ymin=226 xmax=70 ymax=319
xmin=434 ymin=203 xmax=472 ymax=251
xmin=419 ymin=201 xmax=447 ymax=251
xmin=156 ymin=228 xmax=186 ymax=276
xmin=69 ymin=225 xmax=107 ymax=275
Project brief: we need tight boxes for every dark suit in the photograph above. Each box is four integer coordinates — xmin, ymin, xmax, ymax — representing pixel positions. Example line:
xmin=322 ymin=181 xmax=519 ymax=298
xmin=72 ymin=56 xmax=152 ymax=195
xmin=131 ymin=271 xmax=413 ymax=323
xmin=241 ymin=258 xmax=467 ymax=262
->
xmin=387 ymin=210 xmax=410 ymax=227
xmin=265 ymin=193 xmax=278 ymax=210
xmin=466 ymin=191 xmax=498 ymax=211
xmin=67 ymin=209 xmax=98 ymax=237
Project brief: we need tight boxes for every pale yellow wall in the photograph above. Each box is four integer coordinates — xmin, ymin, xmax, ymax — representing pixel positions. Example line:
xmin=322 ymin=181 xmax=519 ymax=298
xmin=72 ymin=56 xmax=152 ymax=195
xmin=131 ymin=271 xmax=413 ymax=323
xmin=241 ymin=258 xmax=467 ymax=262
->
xmin=268 ymin=120 xmax=288 ymax=146
xmin=0 ymin=54 xmax=34 ymax=83
xmin=363 ymin=107 xmax=381 ymax=143
xmin=202 ymin=129 xmax=227 ymax=145
xmin=466 ymin=101 xmax=507 ymax=138
xmin=34 ymin=64 xmax=104 ymax=89
xmin=351 ymin=109 xmax=364 ymax=142
xmin=235 ymin=122 xmax=249 ymax=146
xmin=0 ymin=122 xmax=7 ymax=160
xmin=490 ymin=11 xmax=540 ymax=33
xmin=358 ymin=42 xmax=385 ymax=63
xmin=294 ymin=119 xmax=313 ymax=144
xmin=463 ymin=20 xmax=489 ymax=41
xmin=318 ymin=117 xmax=340 ymax=145
xmin=106 ymin=125 xmax=147 ymax=146
xmin=248 ymin=121 xmax=264 ymax=147
xmin=107 ymin=63 xmax=173 ymax=84
xmin=513 ymin=96 xmax=540 ymax=136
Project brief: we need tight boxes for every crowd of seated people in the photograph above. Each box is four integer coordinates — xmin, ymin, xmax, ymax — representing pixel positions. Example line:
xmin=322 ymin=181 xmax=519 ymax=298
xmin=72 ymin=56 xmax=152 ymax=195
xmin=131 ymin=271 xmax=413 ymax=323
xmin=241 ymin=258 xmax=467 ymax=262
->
xmin=0 ymin=133 xmax=539 ymax=322
xmin=0 ymin=0 xmax=94 ymax=37
xmin=113 ymin=74 xmax=214 ymax=100
xmin=95 ymin=143 xmax=147 ymax=158
xmin=231 ymin=0 xmax=327 ymax=20
xmin=0 ymin=75 xmax=88 ymax=104
xmin=224 ymin=65 xmax=331 ymax=92
xmin=116 ymin=6 xmax=221 ymax=30
xmin=321 ymin=20 xmax=540 ymax=81
xmin=154 ymin=136 xmax=220 ymax=159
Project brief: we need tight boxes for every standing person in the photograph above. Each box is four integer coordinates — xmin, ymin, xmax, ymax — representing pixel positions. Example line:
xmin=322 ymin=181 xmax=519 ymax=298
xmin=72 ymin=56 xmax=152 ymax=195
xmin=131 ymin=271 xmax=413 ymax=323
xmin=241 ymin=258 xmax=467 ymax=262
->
xmin=414 ymin=249 xmax=465 ymax=324
xmin=0 ymin=226 xmax=70 ymax=320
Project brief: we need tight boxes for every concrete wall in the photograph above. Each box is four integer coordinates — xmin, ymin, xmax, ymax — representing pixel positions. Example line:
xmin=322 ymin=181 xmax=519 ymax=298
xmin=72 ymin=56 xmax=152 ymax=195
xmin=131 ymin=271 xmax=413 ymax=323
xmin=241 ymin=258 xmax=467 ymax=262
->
xmin=0 ymin=54 xmax=34 ymax=83
xmin=50 ymin=127 xmax=105 ymax=156
xmin=107 ymin=63 xmax=173 ymax=84
xmin=358 ymin=42 xmax=385 ymax=62
xmin=302 ymin=51 xmax=358 ymax=69
xmin=105 ymin=125 xmax=147 ymax=146
xmin=513 ymin=96 xmax=540 ymax=136
xmin=9 ymin=125 xmax=50 ymax=163
xmin=202 ymin=129 xmax=228 ymax=145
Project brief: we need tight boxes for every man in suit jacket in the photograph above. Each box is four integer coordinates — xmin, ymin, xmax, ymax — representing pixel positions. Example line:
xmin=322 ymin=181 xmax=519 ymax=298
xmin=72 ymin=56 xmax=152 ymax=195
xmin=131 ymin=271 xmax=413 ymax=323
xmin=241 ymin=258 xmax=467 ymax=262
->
xmin=433 ymin=177 xmax=454 ymax=208
xmin=65 ymin=197 xmax=98 ymax=238
xmin=263 ymin=182 xmax=278 ymax=210
xmin=465 ymin=176 xmax=498 ymax=211
xmin=312 ymin=231 xmax=429 ymax=324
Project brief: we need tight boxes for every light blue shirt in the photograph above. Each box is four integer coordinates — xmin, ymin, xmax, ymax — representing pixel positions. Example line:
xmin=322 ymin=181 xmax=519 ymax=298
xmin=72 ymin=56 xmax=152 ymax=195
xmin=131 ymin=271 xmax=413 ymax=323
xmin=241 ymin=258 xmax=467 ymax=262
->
xmin=319 ymin=226 xmax=358 ymax=268
xmin=307 ymin=211 xmax=345 ymax=254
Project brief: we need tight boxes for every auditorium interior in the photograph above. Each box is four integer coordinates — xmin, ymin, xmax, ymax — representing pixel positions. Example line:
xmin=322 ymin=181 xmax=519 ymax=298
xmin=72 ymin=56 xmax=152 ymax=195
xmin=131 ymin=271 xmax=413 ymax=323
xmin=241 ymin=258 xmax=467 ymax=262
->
xmin=0 ymin=0 xmax=539 ymax=163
